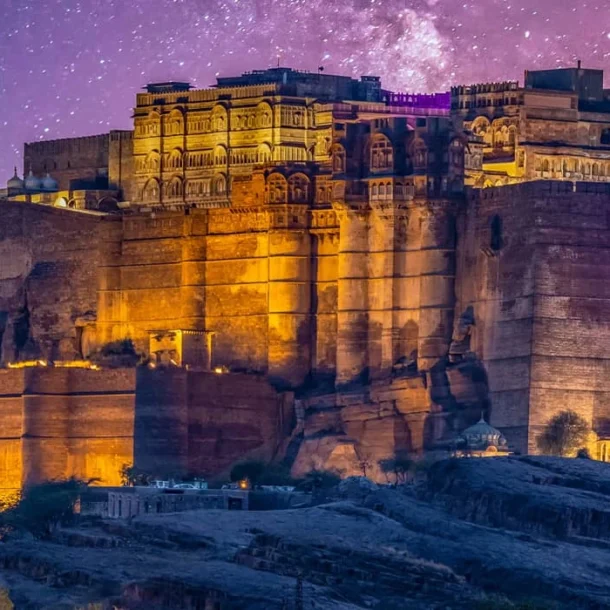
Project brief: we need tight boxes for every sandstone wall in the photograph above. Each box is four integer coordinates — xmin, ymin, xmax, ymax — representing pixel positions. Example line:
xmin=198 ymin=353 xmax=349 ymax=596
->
xmin=0 ymin=368 xmax=135 ymax=492
xmin=24 ymin=134 xmax=110 ymax=190
xmin=134 ymin=369 xmax=292 ymax=478
xmin=0 ymin=201 xmax=114 ymax=362
xmin=460 ymin=181 xmax=610 ymax=453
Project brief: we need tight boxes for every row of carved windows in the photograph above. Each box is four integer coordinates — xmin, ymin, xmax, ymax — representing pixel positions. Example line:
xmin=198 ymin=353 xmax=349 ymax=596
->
xmin=471 ymin=118 xmax=517 ymax=148
xmin=330 ymin=137 xmax=432 ymax=174
xmin=370 ymin=181 xmax=394 ymax=200
xmin=136 ymin=104 xmax=276 ymax=137
xmin=266 ymin=173 xmax=310 ymax=204
xmin=536 ymin=157 xmax=610 ymax=177
xmin=141 ymin=175 xmax=227 ymax=202
xmin=136 ymin=144 xmax=275 ymax=173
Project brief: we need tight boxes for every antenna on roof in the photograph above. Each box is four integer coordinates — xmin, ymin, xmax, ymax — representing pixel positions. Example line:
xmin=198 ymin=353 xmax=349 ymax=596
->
xmin=577 ymin=59 xmax=582 ymax=70
xmin=277 ymin=55 xmax=280 ymax=69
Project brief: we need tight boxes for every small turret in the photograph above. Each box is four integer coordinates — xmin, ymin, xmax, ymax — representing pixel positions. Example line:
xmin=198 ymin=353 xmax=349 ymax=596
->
xmin=24 ymin=170 xmax=42 ymax=192
xmin=41 ymin=173 xmax=59 ymax=192
xmin=6 ymin=167 xmax=24 ymax=194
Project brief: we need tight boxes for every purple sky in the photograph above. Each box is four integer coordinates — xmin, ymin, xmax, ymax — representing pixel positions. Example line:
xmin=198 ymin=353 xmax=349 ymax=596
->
xmin=1 ymin=0 xmax=609 ymax=181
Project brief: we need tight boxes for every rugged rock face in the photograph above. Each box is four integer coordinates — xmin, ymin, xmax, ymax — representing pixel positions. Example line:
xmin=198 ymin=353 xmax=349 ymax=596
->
xmin=1 ymin=457 xmax=610 ymax=609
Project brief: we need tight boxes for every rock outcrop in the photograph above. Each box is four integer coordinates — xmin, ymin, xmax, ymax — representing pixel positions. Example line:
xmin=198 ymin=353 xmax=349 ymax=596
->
xmin=1 ymin=457 xmax=610 ymax=608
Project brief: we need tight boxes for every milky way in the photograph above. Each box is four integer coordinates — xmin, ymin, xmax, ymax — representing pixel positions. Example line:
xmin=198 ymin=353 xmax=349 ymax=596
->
xmin=1 ymin=0 xmax=609 ymax=179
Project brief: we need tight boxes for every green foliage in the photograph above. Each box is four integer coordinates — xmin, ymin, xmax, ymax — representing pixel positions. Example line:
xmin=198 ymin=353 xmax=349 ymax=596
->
xmin=230 ymin=460 xmax=267 ymax=485
xmin=120 ymin=464 xmax=152 ymax=486
xmin=101 ymin=339 xmax=137 ymax=357
xmin=0 ymin=478 xmax=91 ymax=539
xmin=257 ymin=463 xmax=296 ymax=486
xmin=379 ymin=451 xmax=414 ymax=484
xmin=297 ymin=469 xmax=342 ymax=492
xmin=537 ymin=410 xmax=591 ymax=457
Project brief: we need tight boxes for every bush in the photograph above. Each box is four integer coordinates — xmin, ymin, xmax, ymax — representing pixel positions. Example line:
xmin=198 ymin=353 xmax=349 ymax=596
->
xmin=379 ymin=451 xmax=414 ymax=484
xmin=120 ymin=464 xmax=153 ymax=486
xmin=537 ymin=410 xmax=591 ymax=457
xmin=230 ymin=461 xmax=267 ymax=485
xmin=0 ymin=478 xmax=91 ymax=539
xmin=296 ymin=469 xmax=342 ymax=492
xmin=101 ymin=339 xmax=137 ymax=357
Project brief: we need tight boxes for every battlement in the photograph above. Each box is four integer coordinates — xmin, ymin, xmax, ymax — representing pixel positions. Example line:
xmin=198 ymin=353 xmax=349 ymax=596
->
xmin=469 ymin=180 xmax=610 ymax=202
xmin=451 ymin=82 xmax=520 ymax=95
xmin=109 ymin=130 xmax=134 ymax=142
xmin=383 ymin=91 xmax=451 ymax=110
xmin=25 ymin=133 xmax=109 ymax=155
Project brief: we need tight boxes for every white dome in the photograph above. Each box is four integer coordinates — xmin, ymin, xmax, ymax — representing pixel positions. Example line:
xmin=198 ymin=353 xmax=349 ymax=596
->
xmin=7 ymin=168 xmax=24 ymax=190
xmin=458 ymin=416 xmax=507 ymax=450
xmin=41 ymin=173 xmax=59 ymax=191
xmin=24 ymin=170 xmax=42 ymax=191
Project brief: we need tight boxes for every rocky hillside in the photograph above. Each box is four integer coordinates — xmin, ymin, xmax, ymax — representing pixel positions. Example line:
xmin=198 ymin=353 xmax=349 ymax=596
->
xmin=1 ymin=456 xmax=610 ymax=609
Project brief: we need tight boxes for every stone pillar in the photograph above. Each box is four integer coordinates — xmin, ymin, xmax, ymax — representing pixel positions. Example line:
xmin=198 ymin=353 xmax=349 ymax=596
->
xmin=368 ymin=204 xmax=403 ymax=379
xmin=267 ymin=227 xmax=311 ymax=387
xmin=179 ymin=211 xmax=207 ymax=332
xmin=392 ymin=205 xmax=422 ymax=369
xmin=417 ymin=201 xmax=456 ymax=371
xmin=335 ymin=205 xmax=370 ymax=386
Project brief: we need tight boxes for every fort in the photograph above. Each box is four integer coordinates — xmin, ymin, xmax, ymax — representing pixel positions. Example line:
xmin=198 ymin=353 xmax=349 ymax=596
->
xmin=1 ymin=64 xmax=610 ymax=496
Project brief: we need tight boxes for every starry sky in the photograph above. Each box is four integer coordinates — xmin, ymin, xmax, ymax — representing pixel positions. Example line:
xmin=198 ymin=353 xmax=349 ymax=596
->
xmin=1 ymin=0 xmax=609 ymax=181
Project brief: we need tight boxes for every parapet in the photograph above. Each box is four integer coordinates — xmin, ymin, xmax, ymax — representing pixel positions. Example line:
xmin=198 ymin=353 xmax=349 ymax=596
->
xmin=451 ymin=82 xmax=520 ymax=96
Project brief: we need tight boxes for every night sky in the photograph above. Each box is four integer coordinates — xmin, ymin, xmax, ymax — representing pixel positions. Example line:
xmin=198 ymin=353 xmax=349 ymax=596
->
xmin=1 ymin=0 xmax=609 ymax=181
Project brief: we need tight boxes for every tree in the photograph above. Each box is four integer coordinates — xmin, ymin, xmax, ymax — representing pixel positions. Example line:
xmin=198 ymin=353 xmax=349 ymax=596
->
xmin=537 ymin=410 xmax=592 ymax=457
xmin=120 ymin=464 xmax=152 ymax=486
xmin=379 ymin=451 xmax=414 ymax=484
xmin=0 ymin=478 xmax=92 ymax=539
xmin=296 ymin=469 xmax=341 ymax=492
xmin=355 ymin=450 xmax=374 ymax=478
xmin=230 ymin=460 xmax=266 ymax=486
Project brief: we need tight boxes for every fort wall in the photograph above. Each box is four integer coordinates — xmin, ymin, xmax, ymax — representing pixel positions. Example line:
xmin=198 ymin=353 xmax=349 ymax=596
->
xmin=0 ymin=367 xmax=135 ymax=493
xmin=24 ymin=134 xmax=110 ymax=190
xmin=460 ymin=181 xmax=610 ymax=453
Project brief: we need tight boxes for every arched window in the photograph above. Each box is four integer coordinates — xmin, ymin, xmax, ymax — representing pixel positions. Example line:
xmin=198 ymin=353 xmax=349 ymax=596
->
xmin=211 ymin=105 xmax=227 ymax=132
xmin=471 ymin=116 xmax=491 ymax=145
xmin=449 ymin=139 xmax=464 ymax=169
xmin=256 ymin=102 xmax=272 ymax=128
xmin=257 ymin=143 xmax=272 ymax=164
xmin=370 ymin=136 xmax=393 ymax=171
xmin=288 ymin=174 xmax=310 ymax=203
xmin=267 ymin=174 xmax=287 ymax=204
xmin=142 ymin=179 xmax=160 ymax=203
xmin=214 ymin=145 xmax=227 ymax=166
xmin=331 ymin=144 xmax=346 ymax=173
xmin=164 ymin=110 xmax=184 ymax=136
xmin=213 ymin=174 xmax=227 ymax=196
xmin=165 ymin=177 xmax=183 ymax=199
xmin=167 ymin=149 xmax=183 ymax=170
xmin=508 ymin=126 xmax=517 ymax=147
xmin=413 ymin=139 xmax=428 ymax=168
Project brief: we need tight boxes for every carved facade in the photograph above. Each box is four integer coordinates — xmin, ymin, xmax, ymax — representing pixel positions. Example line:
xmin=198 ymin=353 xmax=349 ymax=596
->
xmin=2 ymin=66 xmax=610 ymax=493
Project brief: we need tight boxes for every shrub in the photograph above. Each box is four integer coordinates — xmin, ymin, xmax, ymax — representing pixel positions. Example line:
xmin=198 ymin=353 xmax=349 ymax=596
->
xmin=0 ymin=478 xmax=91 ymax=539
xmin=230 ymin=460 xmax=267 ymax=485
xmin=379 ymin=451 xmax=414 ymax=484
xmin=120 ymin=464 xmax=153 ymax=486
xmin=296 ymin=469 xmax=342 ymax=492
xmin=537 ymin=410 xmax=591 ymax=457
